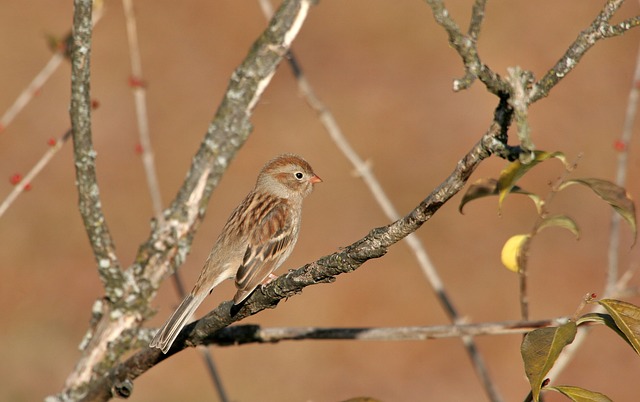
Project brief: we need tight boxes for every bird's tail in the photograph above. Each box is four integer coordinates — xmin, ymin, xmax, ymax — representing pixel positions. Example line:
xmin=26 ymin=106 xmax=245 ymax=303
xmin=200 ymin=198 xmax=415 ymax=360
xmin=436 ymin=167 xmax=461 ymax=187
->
xmin=150 ymin=292 xmax=207 ymax=354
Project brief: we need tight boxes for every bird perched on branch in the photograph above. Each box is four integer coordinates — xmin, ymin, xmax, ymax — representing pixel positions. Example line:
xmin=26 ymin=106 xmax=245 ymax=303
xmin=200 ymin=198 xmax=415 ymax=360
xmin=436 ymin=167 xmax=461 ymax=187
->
xmin=150 ymin=154 xmax=322 ymax=353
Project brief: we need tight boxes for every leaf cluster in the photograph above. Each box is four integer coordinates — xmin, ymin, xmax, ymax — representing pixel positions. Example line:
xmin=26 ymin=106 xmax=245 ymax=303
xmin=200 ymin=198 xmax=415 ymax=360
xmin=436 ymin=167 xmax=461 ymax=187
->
xmin=460 ymin=151 xmax=636 ymax=273
xmin=522 ymin=299 xmax=640 ymax=402
xmin=460 ymin=151 xmax=639 ymax=401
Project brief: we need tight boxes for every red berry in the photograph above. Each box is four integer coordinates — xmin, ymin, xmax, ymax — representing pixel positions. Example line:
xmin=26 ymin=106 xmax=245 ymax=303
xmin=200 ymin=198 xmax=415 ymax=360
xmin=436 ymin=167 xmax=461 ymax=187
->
xmin=91 ymin=99 xmax=100 ymax=109
xmin=24 ymin=183 xmax=32 ymax=191
xmin=591 ymin=292 xmax=597 ymax=299
xmin=47 ymin=138 xmax=57 ymax=147
xmin=613 ymin=139 xmax=626 ymax=152
xmin=9 ymin=173 xmax=22 ymax=185
xmin=134 ymin=143 xmax=144 ymax=155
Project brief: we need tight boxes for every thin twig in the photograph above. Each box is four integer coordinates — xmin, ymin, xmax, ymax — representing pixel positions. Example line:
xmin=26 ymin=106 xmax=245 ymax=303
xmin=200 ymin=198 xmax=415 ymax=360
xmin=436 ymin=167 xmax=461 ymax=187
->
xmin=425 ymin=0 xmax=507 ymax=94
xmin=455 ymin=0 xmax=488 ymax=90
xmin=0 ymin=4 xmax=104 ymax=133
xmin=0 ymin=54 xmax=64 ymax=133
xmin=530 ymin=0 xmax=640 ymax=102
xmin=196 ymin=347 xmax=229 ymax=402
xmin=122 ymin=0 xmax=164 ymax=221
xmin=606 ymin=26 xmax=640 ymax=294
xmin=121 ymin=1 xmax=229 ymax=400
xmin=169 ymin=230 xmax=230 ymax=402
xmin=517 ymin=154 xmax=581 ymax=321
xmin=0 ymin=4 xmax=104 ymax=220
xmin=0 ymin=129 xmax=72 ymax=219
xmin=547 ymin=266 xmax=639 ymax=381
xmin=468 ymin=0 xmax=487 ymax=40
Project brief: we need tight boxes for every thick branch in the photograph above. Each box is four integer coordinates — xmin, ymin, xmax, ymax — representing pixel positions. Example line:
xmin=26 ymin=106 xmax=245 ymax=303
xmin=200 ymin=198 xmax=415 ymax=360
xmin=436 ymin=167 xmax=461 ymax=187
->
xmin=70 ymin=0 xmax=124 ymax=297
xmin=53 ymin=1 xmax=315 ymax=401
xmin=79 ymin=98 xmax=513 ymax=401
xmin=185 ymin=318 xmax=570 ymax=345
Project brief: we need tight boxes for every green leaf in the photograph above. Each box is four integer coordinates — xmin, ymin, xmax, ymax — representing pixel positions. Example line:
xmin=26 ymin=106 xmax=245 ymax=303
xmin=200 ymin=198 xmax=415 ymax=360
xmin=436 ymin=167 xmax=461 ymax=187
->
xmin=576 ymin=313 xmax=630 ymax=348
xmin=459 ymin=178 xmax=544 ymax=214
xmin=598 ymin=299 xmax=640 ymax=355
xmin=536 ymin=215 xmax=580 ymax=239
xmin=559 ymin=178 xmax=637 ymax=245
xmin=521 ymin=322 xmax=577 ymax=402
xmin=497 ymin=151 xmax=566 ymax=211
xmin=576 ymin=312 xmax=614 ymax=326
xmin=547 ymin=385 xmax=612 ymax=402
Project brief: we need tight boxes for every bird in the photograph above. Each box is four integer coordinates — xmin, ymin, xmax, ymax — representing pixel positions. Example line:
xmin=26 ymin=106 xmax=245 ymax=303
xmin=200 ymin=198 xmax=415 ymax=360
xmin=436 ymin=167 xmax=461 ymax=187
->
xmin=150 ymin=154 xmax=322 ymax=353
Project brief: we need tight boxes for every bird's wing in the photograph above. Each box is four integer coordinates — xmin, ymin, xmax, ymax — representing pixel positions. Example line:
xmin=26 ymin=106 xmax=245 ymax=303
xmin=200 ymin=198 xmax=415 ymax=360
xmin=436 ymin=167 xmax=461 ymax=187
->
xmin=233 ymin=201 xmax=296 ymax=304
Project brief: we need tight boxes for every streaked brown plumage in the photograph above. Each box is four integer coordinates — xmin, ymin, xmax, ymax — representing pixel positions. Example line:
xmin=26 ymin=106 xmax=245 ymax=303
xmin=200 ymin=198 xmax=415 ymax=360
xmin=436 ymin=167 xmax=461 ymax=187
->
xmin=150 ymin=154 xmax=321 ymax=353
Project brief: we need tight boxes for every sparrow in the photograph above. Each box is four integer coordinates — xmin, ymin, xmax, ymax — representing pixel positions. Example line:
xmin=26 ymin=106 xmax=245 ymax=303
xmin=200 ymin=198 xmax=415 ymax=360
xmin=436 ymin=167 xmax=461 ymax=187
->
xmin=150 ymin=154 xmax=321 ymax=353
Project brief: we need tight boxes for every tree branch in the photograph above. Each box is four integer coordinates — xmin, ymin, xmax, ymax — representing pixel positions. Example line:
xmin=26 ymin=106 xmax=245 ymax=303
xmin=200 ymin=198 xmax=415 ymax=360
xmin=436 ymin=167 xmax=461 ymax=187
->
xmin=0 ymin=129 xmax=72 ymax=219
xmin=58 ymin=1 xmax=638 ymax=401
xmin=530 ymin=0 xmax=640 ymax=102
xmin=70 ymin=0 xmax=124 ymax=299
xmin=181 ymin=318 xmax=570 ymax=345
xmin=52 ymin=1 xmax=315 ymax=401
xmin=425 ymin=0 xmax=508 ymax=94
xmin=467 ymin=0 xmax=487 ymax=41
xmin=426 ymin=0 xmax=640 ymax=110
xmin=78 ymin=97 xmax=513 ymax=401
xmin=122 ymin=0 xmax=164 ymax=221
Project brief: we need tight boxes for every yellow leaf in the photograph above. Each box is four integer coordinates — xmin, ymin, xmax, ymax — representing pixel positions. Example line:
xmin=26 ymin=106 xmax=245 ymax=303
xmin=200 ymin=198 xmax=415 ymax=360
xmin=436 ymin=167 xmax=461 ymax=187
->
xmin=459 ymin=178 xmax=544 ymax=215
xmin=497 ymin=151 xmax=566 ymax=211
xmin=598 ymin=299 xmax=640 ymax=355
xmin=559 ymin=178 xmax=636 ymax=245
xmin=522 ymin=322 xmax=577 ymax=402
xmin=547 ymin=385 xmax=612 ymax=402
xmin=501 ymin=234 xmax=530 ymax=272
xmin=536 ymin=215 xmax=580 ymax=239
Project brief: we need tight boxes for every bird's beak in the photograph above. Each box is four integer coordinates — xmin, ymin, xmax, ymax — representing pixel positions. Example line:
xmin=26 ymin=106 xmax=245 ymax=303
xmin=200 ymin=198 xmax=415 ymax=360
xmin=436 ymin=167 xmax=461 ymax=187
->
xmin=310 ymin=175 xmax=322 ymax=184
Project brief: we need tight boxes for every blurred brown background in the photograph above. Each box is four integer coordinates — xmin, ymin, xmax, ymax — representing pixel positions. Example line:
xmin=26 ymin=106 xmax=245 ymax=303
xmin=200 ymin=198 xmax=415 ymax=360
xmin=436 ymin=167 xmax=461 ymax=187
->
xmin=1 ymin=1 xmax=640 ymax=401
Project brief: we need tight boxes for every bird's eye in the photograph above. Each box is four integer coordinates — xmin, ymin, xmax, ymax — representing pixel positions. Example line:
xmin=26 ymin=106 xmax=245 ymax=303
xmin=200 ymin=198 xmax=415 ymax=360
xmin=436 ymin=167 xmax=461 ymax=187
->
xmin=294 ymin=172 xmax=304 ymax=180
